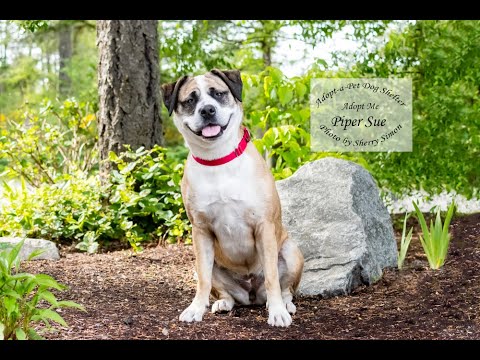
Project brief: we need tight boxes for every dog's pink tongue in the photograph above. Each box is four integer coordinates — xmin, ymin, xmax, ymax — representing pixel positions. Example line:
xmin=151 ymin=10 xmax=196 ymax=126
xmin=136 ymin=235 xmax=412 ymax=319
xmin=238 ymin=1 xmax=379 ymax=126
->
xmin=202 ymin=125 xmax=221 ymax=137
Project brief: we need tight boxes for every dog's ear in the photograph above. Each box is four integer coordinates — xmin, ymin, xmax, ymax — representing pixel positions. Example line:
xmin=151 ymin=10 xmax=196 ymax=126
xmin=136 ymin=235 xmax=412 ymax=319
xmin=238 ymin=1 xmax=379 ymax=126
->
xmin=210 ymin=69 xmax=242 ymax=102
xmin=161 ymin=76 xmax=188 ymax=116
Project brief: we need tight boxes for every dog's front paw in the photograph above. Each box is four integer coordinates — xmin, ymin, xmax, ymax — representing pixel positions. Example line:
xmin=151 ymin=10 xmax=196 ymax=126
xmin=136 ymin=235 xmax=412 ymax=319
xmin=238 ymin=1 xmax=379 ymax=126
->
xmin=179 ymin=302 xmax=208 ymax=322
xmin=267 ymin=304 xmax=292 ymax=327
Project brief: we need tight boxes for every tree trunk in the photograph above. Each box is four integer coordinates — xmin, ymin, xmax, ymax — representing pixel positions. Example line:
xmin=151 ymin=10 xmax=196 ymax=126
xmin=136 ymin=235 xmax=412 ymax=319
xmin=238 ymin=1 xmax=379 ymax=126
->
xmin=261 ymin=40 xmax=272 ymax=68
xmin=97 ymin=20 xmax=162 ymax=181
xmin=58 ymin=24 xmax=72 ymax=97
xmin=260 ymin=33 xmax=273 ymax=169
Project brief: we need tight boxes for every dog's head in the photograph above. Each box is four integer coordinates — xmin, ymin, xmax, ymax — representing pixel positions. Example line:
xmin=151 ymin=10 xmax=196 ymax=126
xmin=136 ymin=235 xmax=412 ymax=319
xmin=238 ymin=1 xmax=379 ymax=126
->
xmin=161 ymin=69 xmax=243 ymax=145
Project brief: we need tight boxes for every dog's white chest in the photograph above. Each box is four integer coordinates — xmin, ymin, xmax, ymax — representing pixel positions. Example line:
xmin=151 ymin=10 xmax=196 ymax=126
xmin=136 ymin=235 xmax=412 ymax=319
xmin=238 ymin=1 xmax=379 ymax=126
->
xmin=188 ymin=153 xmax=262 ymax=221
xmin=185 ymin=152 xmax=265 ymax=271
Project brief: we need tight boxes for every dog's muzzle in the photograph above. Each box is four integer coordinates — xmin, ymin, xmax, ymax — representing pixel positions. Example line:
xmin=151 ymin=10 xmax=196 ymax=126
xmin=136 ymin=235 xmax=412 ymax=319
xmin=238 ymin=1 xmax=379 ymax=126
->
xmin=186 ymin=114 xmax=232 ymax=140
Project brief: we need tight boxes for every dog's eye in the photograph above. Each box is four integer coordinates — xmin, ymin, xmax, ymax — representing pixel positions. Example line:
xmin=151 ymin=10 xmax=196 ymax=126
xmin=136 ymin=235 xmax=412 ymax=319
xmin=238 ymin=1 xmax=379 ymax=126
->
xmin=215 ymin=92 xmax=224 ymax=98
xmin=187 ymin=98 xmax=194 ymax=104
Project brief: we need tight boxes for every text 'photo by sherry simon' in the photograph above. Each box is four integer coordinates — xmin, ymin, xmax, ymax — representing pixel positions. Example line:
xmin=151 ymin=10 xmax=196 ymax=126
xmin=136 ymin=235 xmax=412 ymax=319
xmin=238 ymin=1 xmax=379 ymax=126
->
xmin=310 ymin=78 xmax=412 ymax=153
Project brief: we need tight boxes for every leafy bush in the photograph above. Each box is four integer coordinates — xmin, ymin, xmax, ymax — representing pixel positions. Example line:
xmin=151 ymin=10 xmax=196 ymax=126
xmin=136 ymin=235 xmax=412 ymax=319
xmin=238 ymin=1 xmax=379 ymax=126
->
xmin=242 ymin=67 xmax=369 ymax=180
xmin=242 ymin=66 xmax=312 ymax=134
xmin=0 ymin=240 xmax=84 ymax=340
xmin=356 ymin=20 xmax=480 ymax=199
xmin=254 ymin=124 xmax=369 ymax=180
xmin=244 ymin=57 xmax=479 ymax=199
xmin=0 ymin=175 xmax=115 ymax=251
xmin=412 ymin=201 xmax=456 ymax=270
xmin=0 ymin=99 xmax=98 ymax=188
xmin=0 ymin=146 xmax=191 ymax=252
xmin=107 ymin=145 xmax=191 ymax=250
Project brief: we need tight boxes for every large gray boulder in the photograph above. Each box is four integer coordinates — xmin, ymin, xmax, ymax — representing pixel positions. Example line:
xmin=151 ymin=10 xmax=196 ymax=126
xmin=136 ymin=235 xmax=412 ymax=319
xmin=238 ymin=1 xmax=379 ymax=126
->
xmin=0 ymin=237 xmax=60 ymax=261
xmin=276 ymin=157 xmax=397 ymax=297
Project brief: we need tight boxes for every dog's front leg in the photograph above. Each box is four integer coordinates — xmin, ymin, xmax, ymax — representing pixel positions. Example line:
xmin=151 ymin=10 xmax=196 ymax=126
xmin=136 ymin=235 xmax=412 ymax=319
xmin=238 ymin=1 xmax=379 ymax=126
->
xmin=179 ymin=226 xmax=214 ymax=322
xmin=256 ymin=221 xmax=292 ymax=327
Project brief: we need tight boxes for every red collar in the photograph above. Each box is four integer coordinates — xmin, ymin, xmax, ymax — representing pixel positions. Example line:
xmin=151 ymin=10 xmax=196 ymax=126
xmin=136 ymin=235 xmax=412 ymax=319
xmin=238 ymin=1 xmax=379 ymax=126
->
xmin=192 ymin=128 xmax=251 ymax=166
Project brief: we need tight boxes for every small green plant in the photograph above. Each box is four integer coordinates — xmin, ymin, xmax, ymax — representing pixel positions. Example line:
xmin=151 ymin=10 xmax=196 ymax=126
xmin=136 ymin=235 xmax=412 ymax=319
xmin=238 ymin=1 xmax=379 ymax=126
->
xmin=412 ymin=201 xmax=456 ymax=270
xmin=398 ymin=212 xmax=413 ymax=270
xmin=75 ymin=231 xmax=99 ymax=254
xmin=0 ymin=240 xmax=84 ymax=340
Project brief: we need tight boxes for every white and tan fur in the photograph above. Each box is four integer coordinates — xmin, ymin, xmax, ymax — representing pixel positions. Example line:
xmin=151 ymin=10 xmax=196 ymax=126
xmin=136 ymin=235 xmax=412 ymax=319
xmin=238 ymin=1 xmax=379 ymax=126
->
xmin=161 ymin=70 xmax=303 ymax=327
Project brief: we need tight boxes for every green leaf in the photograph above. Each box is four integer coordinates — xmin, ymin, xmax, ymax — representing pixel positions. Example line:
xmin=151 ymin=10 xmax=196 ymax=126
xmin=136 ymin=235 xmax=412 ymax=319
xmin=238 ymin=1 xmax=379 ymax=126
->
xmin=34 ymin=309 xmax=68 ymax=327
xmin=413 ymin=202 xmax=430 ymax=244
xmin=418 ymin=234 xmax=432 ymax=266
xmin=272 ymin=127 xmax=279 ymax=141
xmin=263 ymin=76 xmax=272 ymax=98
xmin=1 ymin=180 xmax=13 ymax=195
xmin=295 ymin=82 xmax=307 ymax=98
xmin=108 ymin=151 xmax=119 ymax=162
xmin=1 ymin=289 xmax=22 ymax=300
xmin=86 ymin=242 xmax=99 ymax=254
xmin=4 ymin=296 xmax=17 ymax=313
xmin=27 ymin=328 xmax=44 ymax=340
xmin=20 ymin=277 xmax=37 ymax=296
xmin=270 ymin=68 xmax=283 ymax=84
xmin=442 ymin=201 xmax=455 ymax=244
xmin=278 ymin=86 xmax=293 ymax=106
xmin=15 ymin=328 xmax=27 ymax=340
xmin=21 ymin=176 xmax=27 ymax=194
xmin=0 ymin=256 xmax=8 ymax=274
xmin=316 ymin=58 xmax=328 ymax=68
xmin=430 ymin=217 xmax=441 ymax=259
xmin=34 ymin=274 xmax=65 ymax=290
xmin=58 ymin=300 xmax=86 ymax=311
xmin=39 ymin=290 xmax=59 ymax=306
xmin=7 ymin=239 xmax=25 ymax=268
xmin=27 ymin=249 xmax=45 ymax=261
xmin=120 ymin=161 xmax=137 ymax=175
xmin=10 ymin=273 xmax=35 ymax=281
xmin=139 ymin=189 xmax=151 ymax=197
xmin=398 ymin=212 xmax=413 ymax=270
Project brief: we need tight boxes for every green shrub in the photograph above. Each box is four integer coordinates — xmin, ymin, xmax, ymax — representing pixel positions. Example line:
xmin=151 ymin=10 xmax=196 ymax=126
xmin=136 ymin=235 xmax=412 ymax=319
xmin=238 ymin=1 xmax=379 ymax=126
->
xmin=0 ymin=175 xmax=114 ymax=251
xmin=0 ymin=146 xmax=191 ymax=252
xmin=412 ymin=201 xmax=456 ymax=270
xmin=0 ymin=99 xmax=98 ymax=188
xmin=254 ymin=124 xmax=370 ymax=180
xmin=242 ymin=67 xmax=370 ymax=180
xmin=242 ymin=66 xmax=312 ymax=133
xmin=0 ymin=240 xmax=84 ymax=340
xmin=356 ymin=21 xmax=480 ymax=199
xmin=107 ymin=145 xmax=191 ymax=250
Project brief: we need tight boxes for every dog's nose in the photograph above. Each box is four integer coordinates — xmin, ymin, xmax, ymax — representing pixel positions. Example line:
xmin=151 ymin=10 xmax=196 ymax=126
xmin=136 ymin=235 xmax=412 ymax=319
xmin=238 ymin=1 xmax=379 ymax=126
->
xmin=200 ymin=105 xmax=216 ymax=120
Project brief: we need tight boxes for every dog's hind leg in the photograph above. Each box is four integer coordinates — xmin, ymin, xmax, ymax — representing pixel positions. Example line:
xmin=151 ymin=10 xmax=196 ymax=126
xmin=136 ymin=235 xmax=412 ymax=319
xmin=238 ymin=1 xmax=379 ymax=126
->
xmin=278 ymin=239 xmax=304 ymax=315
xmin=211 ymin=264 xmax=250 ymax=313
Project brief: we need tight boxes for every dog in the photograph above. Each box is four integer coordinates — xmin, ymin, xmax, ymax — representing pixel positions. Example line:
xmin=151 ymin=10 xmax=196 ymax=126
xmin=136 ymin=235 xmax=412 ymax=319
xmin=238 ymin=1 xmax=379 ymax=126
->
xmin=161 ymin=69 xmax=304 ymax=327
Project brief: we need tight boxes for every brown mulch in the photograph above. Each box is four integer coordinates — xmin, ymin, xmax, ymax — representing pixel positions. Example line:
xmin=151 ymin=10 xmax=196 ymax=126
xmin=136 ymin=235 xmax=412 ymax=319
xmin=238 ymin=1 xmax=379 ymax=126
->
xmin=23 ymin=213 xmax=480 ymax=340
